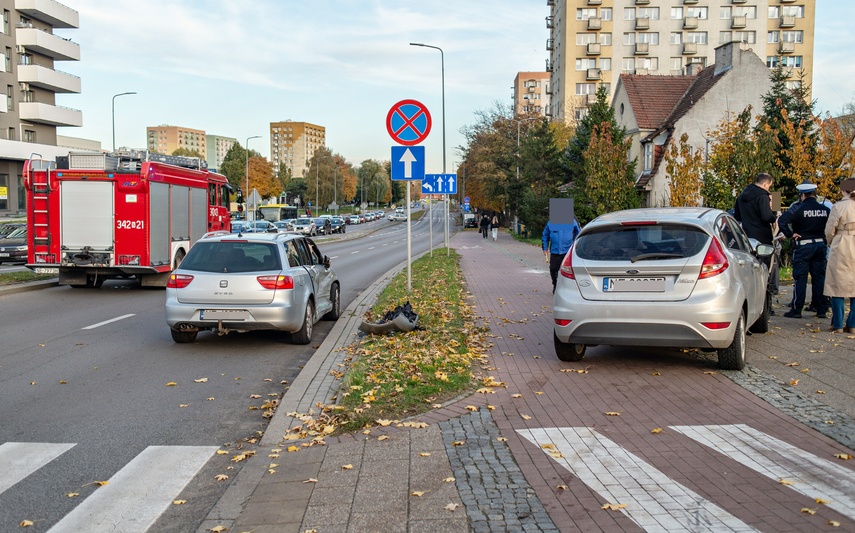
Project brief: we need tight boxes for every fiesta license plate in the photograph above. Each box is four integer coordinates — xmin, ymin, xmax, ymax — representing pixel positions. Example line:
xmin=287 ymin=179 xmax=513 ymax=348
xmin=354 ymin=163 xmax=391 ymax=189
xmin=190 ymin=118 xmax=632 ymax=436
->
xmin=603 ymin=277 xmax=666 ymax=292
xmin=200 ymin=309 xmax=249 ymax=320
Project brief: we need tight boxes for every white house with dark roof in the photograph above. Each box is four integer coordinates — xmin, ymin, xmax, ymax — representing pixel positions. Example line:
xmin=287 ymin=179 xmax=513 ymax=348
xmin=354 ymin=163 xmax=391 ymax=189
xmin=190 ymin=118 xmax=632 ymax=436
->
xmin=613 ymin=42 xmax=771 ymax=207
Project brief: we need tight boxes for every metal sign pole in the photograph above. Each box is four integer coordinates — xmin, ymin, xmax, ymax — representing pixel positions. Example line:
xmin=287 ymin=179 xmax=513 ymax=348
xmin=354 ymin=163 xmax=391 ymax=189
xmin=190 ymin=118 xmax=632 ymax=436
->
xmin=429 ymin=197 xmax=433 ymax=257
xmin=406 ymin=185 xmax=412 ymax=293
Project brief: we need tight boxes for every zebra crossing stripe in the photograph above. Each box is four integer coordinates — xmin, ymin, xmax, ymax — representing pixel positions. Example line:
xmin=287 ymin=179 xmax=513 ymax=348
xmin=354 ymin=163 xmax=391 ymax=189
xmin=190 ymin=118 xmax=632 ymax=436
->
xmin=48 ymin=445 xmax=219 ymax=533
xmin=518 ymin=427 xmax=758 ymax=532
xmin=671 ymin=424 xmax=855 ymax=521
xmin=0 ymin=442 xmax=76 ymax=494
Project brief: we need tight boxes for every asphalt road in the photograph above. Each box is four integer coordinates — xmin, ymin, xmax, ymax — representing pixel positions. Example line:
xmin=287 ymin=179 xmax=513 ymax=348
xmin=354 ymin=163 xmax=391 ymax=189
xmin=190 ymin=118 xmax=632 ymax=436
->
xmin=0 ymin=204 xmax=455 ymax=532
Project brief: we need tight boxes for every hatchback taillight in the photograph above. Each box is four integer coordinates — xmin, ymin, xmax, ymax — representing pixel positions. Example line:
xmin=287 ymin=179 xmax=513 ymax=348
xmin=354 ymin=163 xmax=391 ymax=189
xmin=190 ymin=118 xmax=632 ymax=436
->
xmin=698 ymin=238 xmax=728 ymax=279
xmin=257 ymin=275 xmax=294 ymax=290
xmin=559 ymin=245 xmax=575 ymax=280
xmin=167 ymin=274 xmax=194 ymax=288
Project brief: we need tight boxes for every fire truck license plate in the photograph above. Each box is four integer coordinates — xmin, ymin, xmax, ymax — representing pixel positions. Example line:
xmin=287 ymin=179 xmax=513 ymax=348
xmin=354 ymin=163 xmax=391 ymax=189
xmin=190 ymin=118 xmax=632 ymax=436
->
xmin=33 ymin=267 xmax=59 ymax=274
xmin=201 ymin=309 xmax=249 ymax=320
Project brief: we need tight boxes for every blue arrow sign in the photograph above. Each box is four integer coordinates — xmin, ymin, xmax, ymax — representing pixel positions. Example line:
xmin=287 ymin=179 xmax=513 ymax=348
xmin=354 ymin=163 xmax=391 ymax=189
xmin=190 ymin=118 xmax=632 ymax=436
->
xmin=422 ymin=173 xmax=457 ymax=195
xmin=391 ymin=146 xmax=425 ymax=181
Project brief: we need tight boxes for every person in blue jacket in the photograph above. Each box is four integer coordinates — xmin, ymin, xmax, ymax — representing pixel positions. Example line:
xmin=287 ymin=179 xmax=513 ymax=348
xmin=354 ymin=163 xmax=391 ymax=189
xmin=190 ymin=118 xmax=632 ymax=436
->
xmin=543 ymin=219 xmax=581 ymax=291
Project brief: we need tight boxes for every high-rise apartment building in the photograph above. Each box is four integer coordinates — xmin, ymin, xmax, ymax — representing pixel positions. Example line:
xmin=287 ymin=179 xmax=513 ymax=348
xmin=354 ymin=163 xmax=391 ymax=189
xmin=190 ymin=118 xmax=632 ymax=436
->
xmin=270 ymin=121 xmax=325 ymax=179
xmin=205 ymin=134 xmax=235 ymax=171
xmin=546 ymin=0 xmax=815 ymax=122
xmin=0 ymin=0 xmax=82 ymax=216
xmin=147 ymin=125 xmax=207 ymax=156
xmin=513 ymin=72 xmax=551 ymax=117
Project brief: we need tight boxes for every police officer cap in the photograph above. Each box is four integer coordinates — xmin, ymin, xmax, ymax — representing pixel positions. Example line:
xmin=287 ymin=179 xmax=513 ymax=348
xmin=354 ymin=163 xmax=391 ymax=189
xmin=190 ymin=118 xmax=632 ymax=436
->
xmin=796 ymin=181 xmax=817 ymax=193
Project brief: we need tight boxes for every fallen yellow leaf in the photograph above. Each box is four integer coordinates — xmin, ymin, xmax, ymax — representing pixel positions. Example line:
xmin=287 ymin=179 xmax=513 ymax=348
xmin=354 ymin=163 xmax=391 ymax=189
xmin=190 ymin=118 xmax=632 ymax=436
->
xmin=829 ymin=520 xmax=841 ymax=527
xmin=703 ymin=371 xmax=717 ymax=375
xmin=511 ymin=394 xmax=523 ymax=398
xmin=179 ymin=404 xmax=189 ymax=408
xmin=19 ymin=520 xmax=34 ymax=527
xmin=815 ymin=498 xmax=830 ymax=505
xmin=173 ymin=499 xmax=187 ymax=505
xmin=59 ymin=380 xmax=68 ymax=384
xmin=250 ymin=394 xmax=261 ymax=399
xmin=377 ymin=435 xmax=389 ymax=441
xmin=303 ymin=478 xmax=318 ymax=483
xmin=786 ymin=362 xmax=800 ymax=367
xmin=535 ymin=391 xmax=544 ymax=395
xmin=419 ymin=452 xmax=431 ymax=457
xmin=208 ymin=526 xmax=228 ymax=533
xmin=445 ymin=503 xmax=459 ymax=511
xmin=557 ymin=484 xmax=568 ymax=490
xmin=411 ymin=491 xmax=425 ymax=497
xmin=341 ymin=464 xmax=353 ymax=470
xmin=652 ymin=371 xmax=661 ymax=376
xmin=789 ymin=379 xmax=799 ymax=386
xmin=834 ymin=453 xmax=852 ymax=460
xmin=452 ymin=441 xmax=466 ymax=446
xmin=521 ymin=414 xmax=532 ymax=420
xmin=66 ymin=492 xmax=79 ymax=498
xmin=605 ymin=411 xmax=621 ymax=416
xmin=216 ymin=450 xmax=228 ymax=455
xmin=444 ymin=477 xmax=455 ymax=483
xmin=651 ymin=428 xmax=663 ymax=434
xmin=779 ymin=479 xmax=794 ymax=486
xmin=465 ymin=405 xmax=479 ymax=412
xmin=541 ymin=444 xmax=556 ymax=450
xmin=287 ymin=446 xmax=299 ymax=452
xmin=476 ymin=388 xmax=495 ymax=394
xmin=816 ymin=390 xmax=826 ymax=394
xmin=376 ymin=419 xmax=393 ymax=426
xmin=194 ymin=378 xmax=208 ymax=383
xmin=801 ymin=507 xmax=817 ymax=515
xmin=215 ymin=474 xmax=229 ymax=481
xmin=602 ymin=503 xmax=627 ymax=511
xmin=207 ymin=397 xmax=216 ymax=401
xmin=166 ymin=382 xmax=177 ymax=387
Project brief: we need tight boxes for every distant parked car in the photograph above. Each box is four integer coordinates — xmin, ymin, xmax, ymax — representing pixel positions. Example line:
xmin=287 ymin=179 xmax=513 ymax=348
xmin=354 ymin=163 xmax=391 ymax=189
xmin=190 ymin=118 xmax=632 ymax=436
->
xmin=0 ymin=222 xmax=25 ymax=238
xmin=313 ymin=217 xmax=332 ymax=235
xmin=236 ymin=220 xmax=278 ymax=233
xmin=165 ymin=232 xmax=340 ymax=344
xmin=0 ymin=226 xmax=27 ymax=263
xmin=274 ymin=220 xmax=296 ymax=232
xmin=292 ymin=218 xmax=317 ymax=236
xmin=348 ymin=215 xmax=360 ymax=225
xmin=552 ymin=207 xmax=773 ymax=370
xmin=329 ymin=217 xmax=346 ymax=234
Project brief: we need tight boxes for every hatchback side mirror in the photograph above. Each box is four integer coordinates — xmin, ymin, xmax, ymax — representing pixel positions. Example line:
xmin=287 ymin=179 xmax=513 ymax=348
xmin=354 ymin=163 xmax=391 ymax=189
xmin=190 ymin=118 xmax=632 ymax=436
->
xmin=323 ymin=255 xmax=331 ymax=269
xmin=755 ymin=243 xmax=774 ymax=258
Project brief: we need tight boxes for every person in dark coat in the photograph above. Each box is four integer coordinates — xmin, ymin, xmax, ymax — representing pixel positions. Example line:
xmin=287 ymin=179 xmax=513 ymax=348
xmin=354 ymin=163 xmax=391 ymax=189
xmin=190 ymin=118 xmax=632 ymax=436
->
xmin=479 ymin=214 xmax=490 ymax=239
xmin=735 ymin=172 xmax=778 ymax=293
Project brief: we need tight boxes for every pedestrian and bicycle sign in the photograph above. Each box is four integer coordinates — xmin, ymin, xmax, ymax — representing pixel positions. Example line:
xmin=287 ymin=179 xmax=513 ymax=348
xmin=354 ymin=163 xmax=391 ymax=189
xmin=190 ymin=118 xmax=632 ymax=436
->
xmin=391 ymin=146 xmax=425 ymax=181
xmin=422 ymin=173 xmax=457 ymax=195
xmin=386 ymin=99 xmax=432 ymax=146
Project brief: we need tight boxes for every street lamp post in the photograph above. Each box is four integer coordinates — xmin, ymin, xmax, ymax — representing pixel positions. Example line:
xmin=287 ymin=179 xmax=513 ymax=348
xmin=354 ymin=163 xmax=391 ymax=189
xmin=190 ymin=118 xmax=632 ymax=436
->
xmin=410 ymin=42 xmax=448 ymax=256
xmin=245 ymin=135 xmax=261 ymax=222
xmin=112 ymin=92 xmax=137 ymax=152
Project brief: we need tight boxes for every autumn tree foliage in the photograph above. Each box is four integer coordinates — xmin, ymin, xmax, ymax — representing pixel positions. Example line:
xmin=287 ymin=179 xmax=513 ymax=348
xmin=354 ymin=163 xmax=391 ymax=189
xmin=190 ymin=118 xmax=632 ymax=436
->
xmin=665 ymin=133 xmax=704 ymax=207
xmin=582 ymin=122 xmax=640 ymax=215
xmin=247 ymin=156 xmax=277 ymax=200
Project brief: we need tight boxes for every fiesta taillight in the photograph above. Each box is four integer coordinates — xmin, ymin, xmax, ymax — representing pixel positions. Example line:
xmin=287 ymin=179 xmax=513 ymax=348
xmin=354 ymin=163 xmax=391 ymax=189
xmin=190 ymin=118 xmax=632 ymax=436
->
xmin=698 ymin=238 xmax=728 ymax=279
xmin=559 ymin=245 xmax=575 ymax=280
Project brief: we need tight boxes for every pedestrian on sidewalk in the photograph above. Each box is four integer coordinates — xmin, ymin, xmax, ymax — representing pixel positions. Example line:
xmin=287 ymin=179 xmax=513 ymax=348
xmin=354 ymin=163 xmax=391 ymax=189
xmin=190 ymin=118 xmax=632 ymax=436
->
xmin=777 ymin=181 xmax=831 ymax=319
xmin=490 ymin=215 xmax=500 ymax=241
xmin=543 ymin=219 xmax=581 ymax=292
xmin=824 ymin=178 xmax=855 ymax=333
xmin=479 ymin=214 xmax=490 ymax=239
xmin=735 ymin=172 xmax=779 ymax=294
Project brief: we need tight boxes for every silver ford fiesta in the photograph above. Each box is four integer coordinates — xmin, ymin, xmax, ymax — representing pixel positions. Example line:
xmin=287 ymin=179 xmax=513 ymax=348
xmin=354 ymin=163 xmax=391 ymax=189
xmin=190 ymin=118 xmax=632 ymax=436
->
xmin=165 ymin=231 xmax=340 ymax=344
xmin=552 ymin=208 xmax=773 ymax=370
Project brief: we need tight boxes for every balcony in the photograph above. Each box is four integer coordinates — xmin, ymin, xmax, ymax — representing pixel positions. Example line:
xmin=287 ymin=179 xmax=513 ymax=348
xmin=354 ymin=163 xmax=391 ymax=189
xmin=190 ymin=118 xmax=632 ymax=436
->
xmin=634 ymin=42 xmax=649 ymax=54
xmin=780 ymin=15 xmax=796 ymax=27
xmin=682 ymin=42 xmax=698 ymax=54
xmin=731 ymin=0 xmax=746 ymax=3
xmin=636 ymin=0 xmax=650 ymax=4
xmin=546 ymin=38 xmax=554 ymax=51
xmin=586 ymin=42 xmax=601 ymax=55
xmin=14 ymin=0 xmax=79 ymax=29
xmin=19 ymin=101 xmax=82 ymax=126
xmin=15 ymin=27 xmax=80 ymax=61
xmin=546 ymin=16 xmax=554 ymax=29
xmin=586 ymin=93 xmax=598 ymax=105
xmin=683 ymin=0 xmax=698 ymax=3
xmin=17 ymin=64 xmax=80 ymax=93
xmin=587 ymin=17 xmax=601 ymax=30
xmin=545 ymin=59 xmax=553 ymax=72
xmin=635 ymin=17 xmax=650 ymax=30
xmin=683 ymin=16 xmax=698 ymax=29
xmin=780 ymin=0 xmax=796 ymax=2
xmin=635 ymin=68 xmax=650 ymax=75
xmin=0 ymin=94 xmax=6 ymax=113
xmin=778 ymin=41 xmax=795 ymax=54
xmin=731 ymin=15 xmax=746 ymax=28
xmin=586 ymin=68 xmax=601 ymax=80
xmin=587 ymin=0 xmax=601 ymax=4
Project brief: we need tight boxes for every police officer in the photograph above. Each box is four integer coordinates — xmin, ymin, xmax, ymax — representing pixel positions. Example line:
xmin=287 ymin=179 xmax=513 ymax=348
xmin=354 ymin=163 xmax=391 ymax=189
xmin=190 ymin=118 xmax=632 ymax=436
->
xmin=777 ymin=181 xmax=831 ymax=318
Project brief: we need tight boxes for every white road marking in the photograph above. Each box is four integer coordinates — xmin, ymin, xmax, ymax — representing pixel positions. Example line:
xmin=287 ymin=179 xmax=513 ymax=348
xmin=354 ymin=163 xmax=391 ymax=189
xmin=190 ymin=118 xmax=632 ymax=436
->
xmin=672 ymin=424 xmax=855 ymax=521
xmin=48 ymin=445 xmax=218 ymax=533
xmin=0 ymin=442 xmax=76 ymax=494
xmin=518 ymin=427 xmax=758 ymax=532
xmin=81 ymin=314 xmax=136 ymax=330
xmin=330 ymin=256 xmax=339 ymax=259
xmin=350 ymin=250 xmax=360 ymax=254
xmin=368 ymin=247 xmax=376 ymax=250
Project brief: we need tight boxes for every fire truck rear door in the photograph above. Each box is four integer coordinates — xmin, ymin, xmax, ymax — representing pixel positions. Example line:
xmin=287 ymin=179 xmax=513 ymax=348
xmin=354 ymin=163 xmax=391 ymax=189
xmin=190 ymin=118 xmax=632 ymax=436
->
xmin=60 ymin=181 xmax=114 ymax=249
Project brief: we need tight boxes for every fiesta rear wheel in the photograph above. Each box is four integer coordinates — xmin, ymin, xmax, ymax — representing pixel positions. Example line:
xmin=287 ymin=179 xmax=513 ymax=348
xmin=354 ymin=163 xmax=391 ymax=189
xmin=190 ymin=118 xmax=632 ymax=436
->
xmin=718 ymin=310 xmax=746 ymax=370
xmin=749 ymin=291 xmax=771 ymax=334
xmin=292 ymin=299 xmax=314 ymax=345
xmin=554 ymin=332 xmax=586 ymax=362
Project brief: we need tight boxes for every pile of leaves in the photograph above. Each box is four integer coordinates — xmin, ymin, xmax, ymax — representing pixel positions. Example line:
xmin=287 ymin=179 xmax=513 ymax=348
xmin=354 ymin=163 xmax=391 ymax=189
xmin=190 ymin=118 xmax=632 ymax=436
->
xmin=333 ymin=250 xmax=490 ymax=433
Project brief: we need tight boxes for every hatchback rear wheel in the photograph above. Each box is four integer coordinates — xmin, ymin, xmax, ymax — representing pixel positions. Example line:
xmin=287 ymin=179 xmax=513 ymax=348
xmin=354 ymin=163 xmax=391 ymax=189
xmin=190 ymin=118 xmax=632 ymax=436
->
xmin=749 ymin=291 xmax=771 ymax=334
xmin=554 ymin=332 xmax=586 ymax=362
xmin=718 ymin=310 xmax=746 ymax=370
xmin=171 ymin=329 xmax=197 ymax=343
xmin=292 ymin=299 xmax=314 ymax=345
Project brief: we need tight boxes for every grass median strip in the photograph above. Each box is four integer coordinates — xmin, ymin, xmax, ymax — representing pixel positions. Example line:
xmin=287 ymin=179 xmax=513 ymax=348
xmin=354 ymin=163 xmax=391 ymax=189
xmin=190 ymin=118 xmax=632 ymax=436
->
xmin=281 ymin=248 xmax=493 ymax=442
xmin=0 ymin=271 xmax=55 ymax=286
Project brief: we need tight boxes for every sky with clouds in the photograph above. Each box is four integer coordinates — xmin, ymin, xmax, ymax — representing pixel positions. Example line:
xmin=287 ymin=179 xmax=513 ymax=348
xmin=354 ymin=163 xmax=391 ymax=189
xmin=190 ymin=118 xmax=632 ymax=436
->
xmin=55 ymin=1 xmax=854 ymax=173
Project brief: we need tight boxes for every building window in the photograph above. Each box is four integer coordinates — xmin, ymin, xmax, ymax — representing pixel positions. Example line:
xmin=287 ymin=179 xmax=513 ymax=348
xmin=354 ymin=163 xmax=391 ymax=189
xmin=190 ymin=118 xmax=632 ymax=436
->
xmin=600 ymin=58 xmax=611 ymax=71
xmin=733 ymin=6 xmax=756 ymax=19
xmin=22 ymin=90 xmax=34 ymax=102
xmin=768 ymin=31 xmax=780 ymax=43
xmin=686 ymin=32 xmax=708 ymax=44
xmin=782 ymin=31 xmax=803 ymax=43
xmin=576 ymin=58 xmax=597 ymax=70
xmin=637 ymin=57 xmax=659 ymax=71
xmin=601 ymin=8 xmax=612 ymax=21
xmin=733 ymin=31 xmax=756 ymax=44
xmin=4 ymin=47 xmax=10 ymax=72
xmin=670 ymin=32 xmax=682 ymax=45
xmin=6 ymin=85 xmax=11 ymax=111
xmin=8 ymin=127 xmax=14 ymax=140
xmin=782 ymin=6 xmax=804 ymax=18
xmin=637 ymin=7 xmax=660 ymax=20
xmin=575 ymin=108 xmax=589 ymax=121
xmin=577 ymin=33 xmax=597 ymax=45
xmin=576 ymin=8 xmax=598 ymax=20
xmin=599 ymin=33 xmax=612 ymax=45
xmin=720 ymin=7 xmax=731 ymax=19
xmin=786 ymin=80 xmax=802 ymax=91
xmin=575 ymin=83 xmax=597 ymax=95
xmin=20 ymin=53 xmax=32 ymax=65
xmin=670 ymin=57 xmax=683 ymax=71
xmin=720 ymin=31 xmax=731 ymax=44
xmin=768 ymin=6 xmax=780 ymax=18
xmin=643 ymin=143 xmax=653 ymax=171
xmin=686 ymin=7 xmax=708 ymax=19
xmin=766 ymin=56 xmax=803 ymax=68
xmin=622 ymin=58 xmax=635 ymax=71
xmin=637 ymin=32 xmax=659 ymax=45
xmin=671 ymin=7 xmax=683 ymax=20
xmin=623 ymin=33 xmax=636 ymax=46
xmin=3 ymin=10 xmax=9 ymax=35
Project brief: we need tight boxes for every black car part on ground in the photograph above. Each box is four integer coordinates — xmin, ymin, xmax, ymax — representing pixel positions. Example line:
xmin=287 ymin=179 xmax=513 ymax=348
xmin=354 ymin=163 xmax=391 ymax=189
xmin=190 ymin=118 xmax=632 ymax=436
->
xmin=358 ymin=302 xmax=424 ymax=335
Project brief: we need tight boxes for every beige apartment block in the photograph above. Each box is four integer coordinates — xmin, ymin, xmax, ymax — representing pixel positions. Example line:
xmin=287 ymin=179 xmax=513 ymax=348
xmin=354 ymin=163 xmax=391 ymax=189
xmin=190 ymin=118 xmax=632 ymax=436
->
xmin=546 ymin=0 xmax=815 ymax=122
xmin=146 ymin=125 xmax=207 ymax=156
xmin=206 ymin=134 xmax=235 ymax=171
xmin=270 ymin=120 xmax=325 ymax=179
xmin=513 ymin=71 xmax=551 ymax=117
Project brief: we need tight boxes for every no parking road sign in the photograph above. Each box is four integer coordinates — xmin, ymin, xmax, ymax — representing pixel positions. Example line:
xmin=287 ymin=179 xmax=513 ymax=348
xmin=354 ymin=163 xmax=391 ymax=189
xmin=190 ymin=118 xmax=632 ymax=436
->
xmin=386 ymin=99 xmax=432 ymax=146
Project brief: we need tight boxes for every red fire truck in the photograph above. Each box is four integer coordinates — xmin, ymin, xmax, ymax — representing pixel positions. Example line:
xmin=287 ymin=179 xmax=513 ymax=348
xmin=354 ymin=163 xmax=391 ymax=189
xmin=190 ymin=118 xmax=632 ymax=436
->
xmin=24 ymin=150 xmax=232 ymax=288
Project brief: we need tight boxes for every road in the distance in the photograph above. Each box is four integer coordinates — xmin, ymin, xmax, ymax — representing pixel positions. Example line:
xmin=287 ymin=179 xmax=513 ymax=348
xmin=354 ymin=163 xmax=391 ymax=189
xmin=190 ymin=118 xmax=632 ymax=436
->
xmin=0 ymin=204 xmax=455 ymax=532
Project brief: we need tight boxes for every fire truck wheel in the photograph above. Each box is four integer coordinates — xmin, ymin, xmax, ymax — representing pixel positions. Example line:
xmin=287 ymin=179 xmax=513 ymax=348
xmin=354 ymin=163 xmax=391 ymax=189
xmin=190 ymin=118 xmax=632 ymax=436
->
xmin=174 ymin=250 xmax=186 ymax=269
xmin=291 ymin=299 xmax=314 ymax=345
xmin=171 ymin=329 xmax=197 ymax=343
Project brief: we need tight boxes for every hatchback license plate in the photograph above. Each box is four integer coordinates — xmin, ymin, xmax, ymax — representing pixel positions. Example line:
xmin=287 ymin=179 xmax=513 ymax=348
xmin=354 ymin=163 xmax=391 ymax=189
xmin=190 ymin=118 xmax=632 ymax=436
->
xmin=201 ymin=309 xmax=249 ymax=320
xmin=603 ymin=277 xmax=665 ymax=292
xmin=0 ymin=253 xmax=9 ymax=257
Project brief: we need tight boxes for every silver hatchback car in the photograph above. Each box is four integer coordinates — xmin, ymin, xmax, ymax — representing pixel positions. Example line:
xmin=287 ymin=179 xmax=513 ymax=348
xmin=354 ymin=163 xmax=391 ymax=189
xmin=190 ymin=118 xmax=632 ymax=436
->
xmin=553 ymin=208 xmax=773 ymax=370
xmin=165 ymin=231 xmax=340 ymax=344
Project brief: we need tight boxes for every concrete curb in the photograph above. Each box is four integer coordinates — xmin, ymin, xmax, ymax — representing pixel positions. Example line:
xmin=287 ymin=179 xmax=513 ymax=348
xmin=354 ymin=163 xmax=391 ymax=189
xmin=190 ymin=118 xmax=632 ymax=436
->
xmin=0 ymin=279 xmax=59 ymax=296
xmin=196 ymin=255 xmax=414 ymax=532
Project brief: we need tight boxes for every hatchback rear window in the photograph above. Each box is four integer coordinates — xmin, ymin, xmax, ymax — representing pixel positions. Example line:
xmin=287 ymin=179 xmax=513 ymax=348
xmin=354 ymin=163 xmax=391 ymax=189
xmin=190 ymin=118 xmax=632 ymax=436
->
xmin=575 ymin=224 xmax=709 ymax=261
xmin=181 ymin=241 xmax=282 ymax=273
